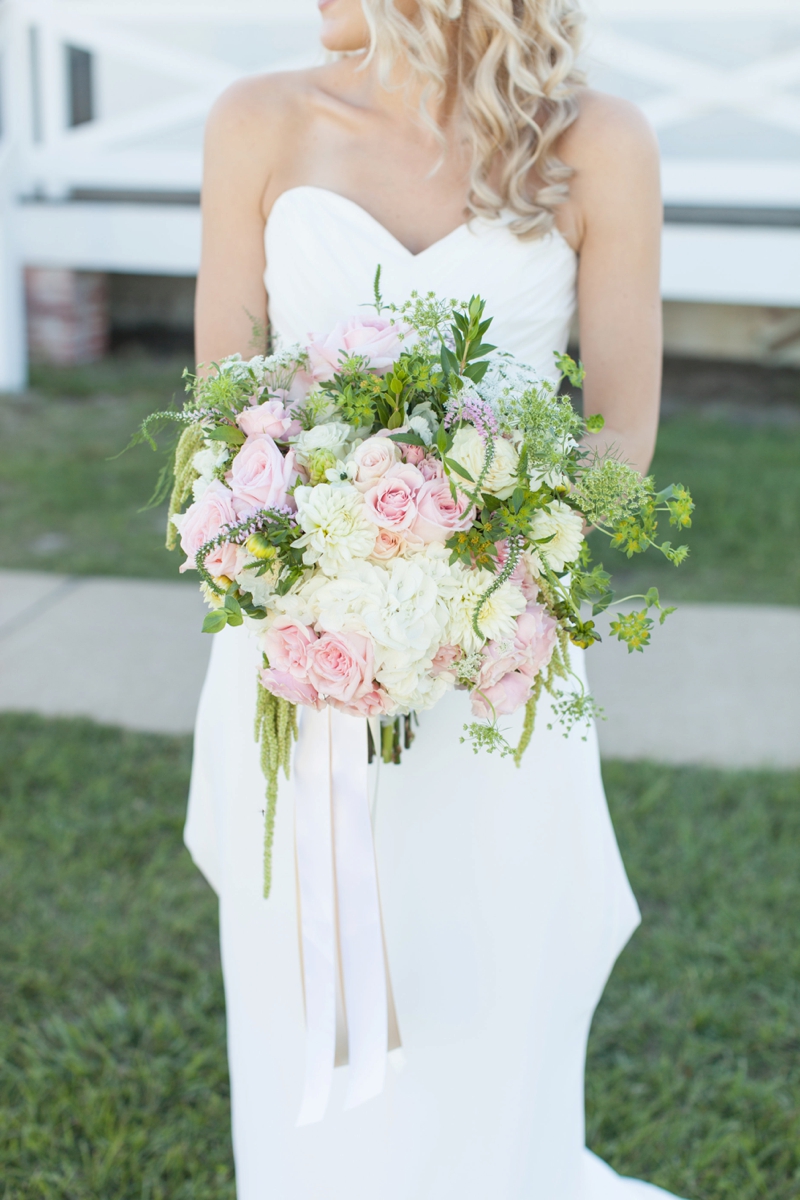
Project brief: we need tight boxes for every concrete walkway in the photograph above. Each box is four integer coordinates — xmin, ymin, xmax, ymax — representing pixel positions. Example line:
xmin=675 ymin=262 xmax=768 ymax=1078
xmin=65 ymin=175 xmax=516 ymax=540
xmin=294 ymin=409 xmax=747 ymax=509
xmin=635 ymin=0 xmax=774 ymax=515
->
xmin=0 ymin=569 xmax=798 ymax=769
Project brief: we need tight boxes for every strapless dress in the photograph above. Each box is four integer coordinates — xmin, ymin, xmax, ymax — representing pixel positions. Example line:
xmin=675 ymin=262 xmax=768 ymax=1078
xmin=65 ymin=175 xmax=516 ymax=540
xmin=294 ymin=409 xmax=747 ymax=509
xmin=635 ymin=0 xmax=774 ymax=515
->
xmin=185 ymin=186 xmax=686 ymax=1200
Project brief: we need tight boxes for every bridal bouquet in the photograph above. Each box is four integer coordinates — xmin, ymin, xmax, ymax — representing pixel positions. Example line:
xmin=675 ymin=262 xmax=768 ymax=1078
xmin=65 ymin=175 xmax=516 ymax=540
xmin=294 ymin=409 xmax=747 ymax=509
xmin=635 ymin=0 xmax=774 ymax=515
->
xmin=135 ymin=277 xmax=692 ymax=892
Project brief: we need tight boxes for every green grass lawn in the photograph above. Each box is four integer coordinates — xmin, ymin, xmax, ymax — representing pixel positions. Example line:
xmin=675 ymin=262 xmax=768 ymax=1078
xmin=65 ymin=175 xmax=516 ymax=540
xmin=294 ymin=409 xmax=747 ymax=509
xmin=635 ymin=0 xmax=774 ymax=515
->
xmin=0 ymin=714 xmax=798 ymax=1198
xmin=0 ymin=357 xmax=799 ymax=603
xmin=0 ymin=357 xmax=190 ymax=581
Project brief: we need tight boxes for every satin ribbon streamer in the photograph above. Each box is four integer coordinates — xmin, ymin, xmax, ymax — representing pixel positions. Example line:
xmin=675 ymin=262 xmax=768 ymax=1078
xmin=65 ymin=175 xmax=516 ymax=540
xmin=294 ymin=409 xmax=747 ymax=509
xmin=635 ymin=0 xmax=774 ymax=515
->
xmin=294 ymin=706 xmax=390 ymax=1125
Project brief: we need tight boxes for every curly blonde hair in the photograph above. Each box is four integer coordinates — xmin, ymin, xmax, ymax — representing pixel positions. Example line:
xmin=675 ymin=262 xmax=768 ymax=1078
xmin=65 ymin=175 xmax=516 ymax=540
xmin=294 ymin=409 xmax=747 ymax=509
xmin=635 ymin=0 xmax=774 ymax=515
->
xmin=361 ymin=0 xmax=584 ymax=238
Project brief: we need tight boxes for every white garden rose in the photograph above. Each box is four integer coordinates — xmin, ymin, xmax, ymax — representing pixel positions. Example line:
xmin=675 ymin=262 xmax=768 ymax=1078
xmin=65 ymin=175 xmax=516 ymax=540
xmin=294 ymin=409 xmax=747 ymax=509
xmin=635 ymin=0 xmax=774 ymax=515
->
xmin=292 ymin=422 xmax=352 ymax=470
xmin=293 ymin=484 xmax=376 ymax=575
xmin=449 ymin=426 xmax=520 ymax=499
xmin=348 ymin=435 xmax=402 ymax=492
xmin=447 ymin=565 xmax=526 ymax=654
xmin=529 ymin=501 xmax=584 ymax=573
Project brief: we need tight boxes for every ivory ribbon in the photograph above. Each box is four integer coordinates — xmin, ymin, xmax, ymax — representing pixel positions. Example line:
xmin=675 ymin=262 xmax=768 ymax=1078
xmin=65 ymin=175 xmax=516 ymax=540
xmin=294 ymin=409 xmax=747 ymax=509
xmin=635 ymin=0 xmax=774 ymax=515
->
xmin=293 ymin=705 xmax=397 ymax=1125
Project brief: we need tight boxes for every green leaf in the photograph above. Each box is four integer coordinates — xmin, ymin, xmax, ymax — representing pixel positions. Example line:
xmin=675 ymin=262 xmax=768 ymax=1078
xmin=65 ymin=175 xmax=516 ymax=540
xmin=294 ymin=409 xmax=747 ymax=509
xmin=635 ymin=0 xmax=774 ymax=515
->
xmin=659 ymin=606 xmax=677 ymax=625
xmin=387 ymin=430 xmax=427 ymax=448
xmin=224 ymin=592 xmax=242 ymax=616
xmin=645 ymin=587 xmax=660 ymax=608
xmin=202 ymin=610 xmax=228 ymax=634
xmin=444 ymin=456 xmax=475 ymax=483
xmin=205 ymin=425 xmax=245 ymax=447
xmin=387 ymin=410 xmax=404 ymax=430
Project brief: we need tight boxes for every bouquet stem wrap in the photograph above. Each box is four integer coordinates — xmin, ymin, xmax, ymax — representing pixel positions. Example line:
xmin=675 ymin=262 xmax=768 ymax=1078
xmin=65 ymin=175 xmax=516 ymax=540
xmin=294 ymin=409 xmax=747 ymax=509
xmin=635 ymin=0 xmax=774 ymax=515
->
xmin=293 ymin=705 xmax=399 ymax=1124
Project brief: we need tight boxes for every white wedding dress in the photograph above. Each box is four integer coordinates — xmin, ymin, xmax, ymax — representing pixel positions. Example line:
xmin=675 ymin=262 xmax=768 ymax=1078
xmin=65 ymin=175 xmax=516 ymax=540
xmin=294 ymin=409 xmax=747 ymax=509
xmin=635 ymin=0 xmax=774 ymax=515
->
xmin=186 ymin=186 xmax=685 ymax=1200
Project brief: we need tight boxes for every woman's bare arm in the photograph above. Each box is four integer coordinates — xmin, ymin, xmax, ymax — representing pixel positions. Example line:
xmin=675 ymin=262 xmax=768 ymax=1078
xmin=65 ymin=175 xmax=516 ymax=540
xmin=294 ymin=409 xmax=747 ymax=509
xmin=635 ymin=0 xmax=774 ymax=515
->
xmin=194 ymin=80 xmax=282 ymax=368
xmin=559 ymin=93 xmax=663 ymax=477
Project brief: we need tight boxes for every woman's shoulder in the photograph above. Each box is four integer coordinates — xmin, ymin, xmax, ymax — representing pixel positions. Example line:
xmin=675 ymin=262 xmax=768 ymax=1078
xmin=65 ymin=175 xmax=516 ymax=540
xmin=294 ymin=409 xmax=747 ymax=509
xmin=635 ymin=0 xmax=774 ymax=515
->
xmin=552 ymin=88 xmax=661 ymax=249
xmin=205 ymin=61 xmax=357 ymax=150
xmin=560 ymin=87 xmax=659 ymax=168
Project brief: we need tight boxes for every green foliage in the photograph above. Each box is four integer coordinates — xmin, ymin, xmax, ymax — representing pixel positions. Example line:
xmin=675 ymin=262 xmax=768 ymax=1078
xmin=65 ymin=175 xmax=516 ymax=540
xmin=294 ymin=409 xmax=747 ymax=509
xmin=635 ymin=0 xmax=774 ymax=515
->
xmin=166 ymin=423 xmax=206 ymax=550
xmin=439 ymin=296 xmax=496 ymax=386
xmin=573 ymin=456 xmax=651 ymax=526
xmin=554 ymin=351 xmax=586 ymax=388
xmin=460 ymin=720 xmax=515 ymax=758
xmin=253 ymin=685 xmax=297 ymax=897
xmin=495 ymin=380 xmax=584 ymax=479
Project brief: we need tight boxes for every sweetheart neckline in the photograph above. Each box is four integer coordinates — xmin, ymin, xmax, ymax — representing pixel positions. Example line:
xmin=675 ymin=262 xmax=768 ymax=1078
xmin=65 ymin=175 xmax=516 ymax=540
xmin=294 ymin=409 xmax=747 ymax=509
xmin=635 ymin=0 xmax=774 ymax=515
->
xmin=265 ymin=184 xmax=575 ymax=261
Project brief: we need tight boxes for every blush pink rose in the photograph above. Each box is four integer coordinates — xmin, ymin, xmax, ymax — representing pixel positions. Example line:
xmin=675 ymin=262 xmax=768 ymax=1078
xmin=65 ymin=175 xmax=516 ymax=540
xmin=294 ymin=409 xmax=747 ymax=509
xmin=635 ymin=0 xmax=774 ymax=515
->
xmin=514 ymin=603 xmax=558 ymax=678
xmin=431 ymin=643 xmax=463 ymax=682
xmin=228 ymin=435 xmax=299 ymax=516
xmin=260 ymin=667 xmax=323 ymax=709
xmin=401 ymin=443 xmax=426 ymax=466
xmin=470 ymin=667 xmax=534 ymax=719
xmin=305 ymin=630 xmax=375 ymax=703
xmin=469 ymin=602 xmax=557 ymax=718
xmin=363 ymin=462 xmax=423 ymax=530
xmin=332 ymin=686 xmax=392 ymax=718
xmin=370 ymin=528 xmax=405 ymax=560
xmin=418 ymin=455 xmax=444 ymax=482
xmin=306 ymin=316 xmax=405 ymax=382
xmin=262 ymin=617 xmax=317 ymax=677
xmin=410 ymin=478 xmax=475 ymax=543
xmin=175 ymin=480 xmax=245 ymax=578
xmin=237 ymin=398 xmax=302 ymax=441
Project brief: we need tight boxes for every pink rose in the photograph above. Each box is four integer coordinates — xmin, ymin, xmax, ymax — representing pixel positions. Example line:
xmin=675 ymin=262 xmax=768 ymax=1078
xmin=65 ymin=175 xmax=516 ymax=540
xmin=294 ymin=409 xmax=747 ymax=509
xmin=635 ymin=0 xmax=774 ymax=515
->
xmin=370 ymin=528 xmax=405 ymax=560
xmin=174 ymin=480 xmax=245 ymax=578
xmin=306 ymin=316 xmax=405 ymax=382
xmin=401 ymin=443 xmax=426 ymax=466
xmin=237 ymin=398 xmax=301 ymax=441
xmin=431 ymin=643 xmax=463 ymax=683
xmin=411 ymin=478 xmax=475 ymax=543
xmin=363 ymin=462 xmax=423 ymax=530
xmin=332 ymin=686 xmax=392 ymax=718
xmin=514 ymin=603 xmax=558 ymax=678
xmin=469 ymin=602 xmax=557 ymax=719
xmin=305 ymin=630 xmax=374 ymax=703
xmin=262 ymin=617 xmax=317 ymax=677
xmin=351 ymin=435 xmax=401 ymax=493
xmin=470 ymin=667 xmax=534 ymax=719
xmin=228 ymin=435 xmax=299 ymax=516
xmin=418 ymin=455 xmax=444 ymax=482
xmin=260 ymin=667 xmax=323 ymax=710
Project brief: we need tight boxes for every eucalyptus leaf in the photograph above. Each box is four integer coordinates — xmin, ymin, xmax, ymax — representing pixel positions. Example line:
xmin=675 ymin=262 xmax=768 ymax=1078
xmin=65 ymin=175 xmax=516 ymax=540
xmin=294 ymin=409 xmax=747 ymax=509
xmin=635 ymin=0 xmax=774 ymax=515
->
xmin=202 ymin=610 xmax=228 ymax=634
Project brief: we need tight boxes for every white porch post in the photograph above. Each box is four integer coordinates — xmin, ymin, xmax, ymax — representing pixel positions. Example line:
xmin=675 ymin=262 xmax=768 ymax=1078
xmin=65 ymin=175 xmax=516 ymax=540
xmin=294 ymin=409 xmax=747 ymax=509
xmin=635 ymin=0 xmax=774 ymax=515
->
xmin=0 ymin=1 xmax=28 ymax=391
xmin=0 ymin=156 xmax=27 ymax=393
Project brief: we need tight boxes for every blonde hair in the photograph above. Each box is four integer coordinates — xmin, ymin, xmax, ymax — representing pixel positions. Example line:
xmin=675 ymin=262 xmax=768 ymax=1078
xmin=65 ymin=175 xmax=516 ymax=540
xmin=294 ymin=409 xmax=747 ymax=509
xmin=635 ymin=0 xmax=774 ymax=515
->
xmin=361 ymin=0 xmax=584 ymax=238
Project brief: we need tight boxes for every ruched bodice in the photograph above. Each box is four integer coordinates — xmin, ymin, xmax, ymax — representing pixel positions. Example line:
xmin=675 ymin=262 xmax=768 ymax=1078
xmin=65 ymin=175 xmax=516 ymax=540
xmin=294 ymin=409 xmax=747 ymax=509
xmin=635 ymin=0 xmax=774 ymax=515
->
xmin=265 ymin=186 xmax=577 ymax=385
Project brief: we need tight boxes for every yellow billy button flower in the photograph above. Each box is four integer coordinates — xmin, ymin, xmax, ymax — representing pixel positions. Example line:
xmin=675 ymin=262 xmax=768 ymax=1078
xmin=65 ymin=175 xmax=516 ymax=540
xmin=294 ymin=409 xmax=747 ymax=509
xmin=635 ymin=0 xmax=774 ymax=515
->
xmin=246 ymin=533 xmax=278 ymax=563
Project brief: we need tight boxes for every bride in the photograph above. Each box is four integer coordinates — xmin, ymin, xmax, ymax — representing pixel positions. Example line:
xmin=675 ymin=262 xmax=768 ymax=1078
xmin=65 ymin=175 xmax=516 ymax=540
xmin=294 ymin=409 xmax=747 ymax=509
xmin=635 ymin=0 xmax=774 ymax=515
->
xmin=186 ymin=1 xmax=681 ymax=1197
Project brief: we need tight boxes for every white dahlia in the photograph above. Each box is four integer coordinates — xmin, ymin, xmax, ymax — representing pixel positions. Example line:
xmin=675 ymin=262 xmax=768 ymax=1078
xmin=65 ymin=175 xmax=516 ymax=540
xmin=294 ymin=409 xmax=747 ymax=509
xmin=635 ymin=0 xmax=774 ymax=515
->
xmin=293 ymin=484 xmax=376 ymax=575
xmin=447 ymin=565 xmax=526 ymax=654
xmin=529 ymin=501 xmax=584 ymax=573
